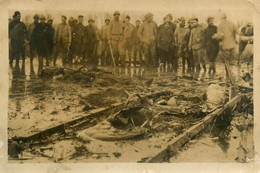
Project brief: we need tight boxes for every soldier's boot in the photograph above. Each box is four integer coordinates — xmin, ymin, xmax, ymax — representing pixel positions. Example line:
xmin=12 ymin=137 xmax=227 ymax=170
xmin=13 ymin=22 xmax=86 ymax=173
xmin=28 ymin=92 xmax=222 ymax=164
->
xmin=53 ymin=57 xmax=57 ymax=67
xmin=213 ymin=62 xmax=216 ymax=73
xmin=38 ymin=56 xmax=43 ymax=75
xmin=22 ymin=56 xmax=25 ymax=64
xmin=166 ymin=63 xmax=170 ymax=73
xmin=121 ymin=56 xmax=125 ymax=67
xmin=129 ymin=58 xmax=132 ymax=67
xmin=212 ymin=62 xmax=216 ymax=79
xmin=9 ymin=58 xmax=13 ymax=67
xmin=62 ymin=55 xmax=66 ymax=67
xmin=208 ymin=63 xmax=212 ymax=78
xmin=203 ymin=64 xmax=207 ymax=73
xmin=46 ymin=57 xmax=50 ymax=66
xmin=15 ymin=56 xmax=20 ymax=66
xmin=182 ymin=57 xmax=185 ymax=75
xmin=30 ymin=55 xmax=34 ymax=65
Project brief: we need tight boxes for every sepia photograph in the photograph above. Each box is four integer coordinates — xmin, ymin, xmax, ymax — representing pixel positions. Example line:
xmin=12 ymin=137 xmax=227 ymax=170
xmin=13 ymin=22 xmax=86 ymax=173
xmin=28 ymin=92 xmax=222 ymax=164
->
xmin=1 ymin=0 xmax=260 ymax=172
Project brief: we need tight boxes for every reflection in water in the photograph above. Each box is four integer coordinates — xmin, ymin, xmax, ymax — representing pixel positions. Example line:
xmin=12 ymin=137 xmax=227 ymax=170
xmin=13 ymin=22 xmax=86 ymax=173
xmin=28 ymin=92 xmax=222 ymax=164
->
xmin=211 ymin=109 xmax=233 ymax=153
xmin=30 ymin=63 xmax=35 ymax=77
xmin=9 ymin=60 xmax=53 ymax=114
xmin=10 ymin=62 xmax=26 ymax=113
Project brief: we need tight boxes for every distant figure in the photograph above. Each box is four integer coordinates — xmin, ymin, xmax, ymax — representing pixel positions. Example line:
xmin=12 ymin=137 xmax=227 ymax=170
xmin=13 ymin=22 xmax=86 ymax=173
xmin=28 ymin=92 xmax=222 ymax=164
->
xmin=204 ymin=17 xmax=219 ymax=78
xmin=137 ymin=12 xmax=158 ymax=70
xmin=157 ymin=21 xmax=175 ymax=72
xmin=100 ymin=19 xmax=111 ymax=66
xmin=188 ymin=18 xmax=205 ymax=79
xmin=53 ymin=15 xmax=71 ymax=66
xmin=160 ymin=14 xmax=177 ymax=73
xmin=188 ymin=18 xmax=194 ymax=73
xmin=213 ymin=13 xmax=238 ymax=82
xmin=93 ymin=21 xmax=102 ymax=69
xmin=8 ymin=138 xmax=24 ymax=159
xmin=74 ymin=15 xmax=86 ymax=63
xmin=124 ymin=15 xmax=134 ymax=66
xmin=32 ymin=15 xmax=49 ymax=74
xmin=46 ymin=19 xmax=55 ymax=66
xmin=68 ymin=18 xmax=78 ymax=65
xmin=175 ymin=17 xmax=191 ymax=74
xmin=132 ymin=20 xmax=142 ymax=66
xmin=28 ymin=14 xmax=39 ymax=65
xmin=107 ymin=11 xmax=125 ymax=67
xmin=239 ymin=22 xmax=253 ymax=68
xmin=9 ymin=11 xmax=28 ymax=66
xmin=85 ymin=19 xmax=98 ymax=67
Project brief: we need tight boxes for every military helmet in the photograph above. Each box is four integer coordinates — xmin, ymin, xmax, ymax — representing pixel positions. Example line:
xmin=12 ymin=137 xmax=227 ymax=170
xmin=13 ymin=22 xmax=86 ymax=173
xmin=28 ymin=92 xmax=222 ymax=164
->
xmin=114 ymin=11 xmax=120 ymax=16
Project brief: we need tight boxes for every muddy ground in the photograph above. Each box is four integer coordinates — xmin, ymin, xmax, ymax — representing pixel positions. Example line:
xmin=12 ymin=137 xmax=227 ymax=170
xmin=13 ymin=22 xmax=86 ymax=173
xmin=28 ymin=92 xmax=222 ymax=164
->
xmin=8 ymin=58 xmax=253 ymax=163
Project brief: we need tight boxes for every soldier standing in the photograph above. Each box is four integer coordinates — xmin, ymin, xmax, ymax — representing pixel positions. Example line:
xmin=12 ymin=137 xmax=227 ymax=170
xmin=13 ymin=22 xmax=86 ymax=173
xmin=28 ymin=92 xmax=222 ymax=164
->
xmin=100 ymin=19 xmax=111 ymax=66
xmin=93 ymin=21 xmax=102 ymax=69
xmin=157 ymin=21 xmax=175 ymax=72
xmin=28 ymin=14 xmax=39 ymax=65
xmin=188 ymin=18 xmax=194 ymax=73
xmin=68 ymin=18 xmax=78 ymax=65
xmin=32 ymin=15 xmax=49 ymax=74
xmin=107 ymin=11 xmax=125 ymax=67
xmin=9 ymin=11 xmax=28 ymax=66
xmin=124 ymin=15 xmax=134 ymax=66
xmin=85 ymin=19 xmax=97 ymax=67
xmin=239 ymin=22 xmax=253 ymax=68
xmin=132 ymin=20 xmax=142 ymax=66
xmin=161 ymin=14 xmax=177 ymax=72
xmin=188 ymin=18 xmax=205 ymax=79
xmin=45 ymin=19 xmax=55 ymax=66
xmin=137 ymin=12 xmax=158 ymax=71
xmin=73 ymin=15 xmax=86 ymax=63
xmin=53 ymin=15 xmax=71 ymax=66
xmin=174 ymin=17 xmax=190 ymax=75
xmin=213 ymin=13 xmax=238 ymax=82
xmin=204 ymin=17 xmax=219 ymax=78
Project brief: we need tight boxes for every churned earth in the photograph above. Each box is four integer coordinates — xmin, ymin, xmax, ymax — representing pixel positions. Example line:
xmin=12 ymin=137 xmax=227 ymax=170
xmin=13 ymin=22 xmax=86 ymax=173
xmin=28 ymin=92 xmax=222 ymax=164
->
xmin=8 ymin=57 xmax=253 ymax=163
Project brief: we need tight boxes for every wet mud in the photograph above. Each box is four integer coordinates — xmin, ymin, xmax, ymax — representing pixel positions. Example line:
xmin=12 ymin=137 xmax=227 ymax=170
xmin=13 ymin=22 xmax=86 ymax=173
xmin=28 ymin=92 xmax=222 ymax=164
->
xmin=8 ymin=58 xmax=253 ymax=163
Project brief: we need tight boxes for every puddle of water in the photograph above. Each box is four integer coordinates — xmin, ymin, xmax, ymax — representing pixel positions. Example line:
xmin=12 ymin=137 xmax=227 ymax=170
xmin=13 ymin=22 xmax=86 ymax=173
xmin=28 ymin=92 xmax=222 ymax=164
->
xmin=170 ymin=110 xmax=254 ymax=163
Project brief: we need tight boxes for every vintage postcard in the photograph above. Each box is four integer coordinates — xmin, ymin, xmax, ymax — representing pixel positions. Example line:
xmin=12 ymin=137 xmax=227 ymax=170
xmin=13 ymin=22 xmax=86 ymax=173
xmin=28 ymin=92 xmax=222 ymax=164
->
xmin=0 ymin=0 xmax=260 ymax=172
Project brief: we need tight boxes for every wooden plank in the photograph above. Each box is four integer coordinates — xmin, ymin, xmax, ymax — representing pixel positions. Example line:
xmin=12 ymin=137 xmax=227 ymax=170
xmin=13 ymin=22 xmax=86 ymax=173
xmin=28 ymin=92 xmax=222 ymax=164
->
xmin=146 ymin=95 xmax=241 ymax=163
xmin=17 ymin=90 xmax=173 ymax=142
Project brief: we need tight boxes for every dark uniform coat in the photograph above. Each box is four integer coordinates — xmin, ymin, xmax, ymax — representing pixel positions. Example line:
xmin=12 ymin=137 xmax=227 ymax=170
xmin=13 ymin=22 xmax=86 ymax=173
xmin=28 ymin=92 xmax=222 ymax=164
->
xmin=204 ymin=25 xmax=219 ymax=61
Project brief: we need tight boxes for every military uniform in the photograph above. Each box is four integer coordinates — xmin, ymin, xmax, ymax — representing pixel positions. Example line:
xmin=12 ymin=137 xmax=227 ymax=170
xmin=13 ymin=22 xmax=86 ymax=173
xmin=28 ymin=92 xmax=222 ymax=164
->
xmin=45 ymin=22 xmax=55 ymax=65
xmin=132 ymin=25 xmax=142 ymax=66
xmin=32 ymin=20 xmax=49 ymax=73
xmin=157 ymin=23 xmax=175 ymax=72
xmin=107 ymin=19 xmax=125 ymax=66
xmin=124 ymin=22 xmax=134 ymax=66
xmin=239 ymin=24 xmax=253 ymax=67
xmin=85 ymin=23 xmax=98 ymax=66
xmin=137 ymin=16 xmax=158 ymax=69
xmin=73 ymin=22 xmax=86 ymax=61
xmin=9 ymin=18 xmax=28 ymax=66
xmin=68 ymin=20 xmax=78 ymax=64
xmin=100 ymin=23 xmax=111 ymax=65
xmin=175 ymin=25 xmax=190 ymax=74
xmin=215 ymin=18 xmax=238 ymax=62
xmin=189 ymin=24 xmax=205 ymax=76
xmin=28 ymin=21 xmax=38 ymax=64
xmin=204 ymin=24 xmax=219 ymax=76
xmin=159 ymin=15 xmax=177 ymax=71
xmin=53 ymin=21 xmax=71 ymax=66
xmin=214 ymin=15 xmax=238 ymax=81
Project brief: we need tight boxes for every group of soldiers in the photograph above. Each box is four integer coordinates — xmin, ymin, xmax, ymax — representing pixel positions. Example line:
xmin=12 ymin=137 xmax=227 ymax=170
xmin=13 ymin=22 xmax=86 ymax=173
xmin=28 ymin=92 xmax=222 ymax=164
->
xmin=9 ymin=10 xmax=253 ymax=79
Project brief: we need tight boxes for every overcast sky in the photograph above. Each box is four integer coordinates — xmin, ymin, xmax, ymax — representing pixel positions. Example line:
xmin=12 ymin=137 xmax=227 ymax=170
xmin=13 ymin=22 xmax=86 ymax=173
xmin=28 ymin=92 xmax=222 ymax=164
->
xmin=8 ymin=0 xmax=255 ymax=28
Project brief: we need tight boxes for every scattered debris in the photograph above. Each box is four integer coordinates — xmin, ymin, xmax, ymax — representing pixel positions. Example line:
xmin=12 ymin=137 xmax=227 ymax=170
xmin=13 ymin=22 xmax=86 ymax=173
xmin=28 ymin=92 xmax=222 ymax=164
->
xmin=167 ymin=97 xmax=177 ymax=106
xmin=112 ymin=152 xmax=122 ymax=158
